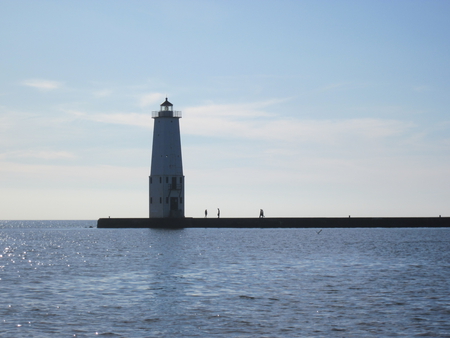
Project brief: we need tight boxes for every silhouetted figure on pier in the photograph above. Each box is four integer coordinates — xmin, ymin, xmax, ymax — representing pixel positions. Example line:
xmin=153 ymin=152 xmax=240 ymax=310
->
xmin=259 ymin=209 xmax=265 ymax=218
xmin=217 ymin=208 xmax=220 ymax=218
xmin=205 ymin=209 xmax=207 ymax=218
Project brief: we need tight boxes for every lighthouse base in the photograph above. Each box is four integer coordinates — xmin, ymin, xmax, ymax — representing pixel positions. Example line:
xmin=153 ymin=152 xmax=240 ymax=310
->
xmin=97 ymin=217 xmax=450 ymax=228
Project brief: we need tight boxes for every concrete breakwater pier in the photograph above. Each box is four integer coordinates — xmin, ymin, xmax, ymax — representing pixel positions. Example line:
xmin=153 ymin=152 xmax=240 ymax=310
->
xmin=97 ymin=217 xmax=450 ymax=229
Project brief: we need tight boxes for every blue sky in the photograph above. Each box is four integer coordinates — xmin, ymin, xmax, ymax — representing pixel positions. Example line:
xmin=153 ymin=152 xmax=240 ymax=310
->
xmin=1 ymin=0 xmax=449 ymax=219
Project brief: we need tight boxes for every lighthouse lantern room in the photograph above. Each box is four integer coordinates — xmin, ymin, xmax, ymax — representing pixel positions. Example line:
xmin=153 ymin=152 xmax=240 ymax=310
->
xmin=149 ymin=98 xmax=184 ymax=218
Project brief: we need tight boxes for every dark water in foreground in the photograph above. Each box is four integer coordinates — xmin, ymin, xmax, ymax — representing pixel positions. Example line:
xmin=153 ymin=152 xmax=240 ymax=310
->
xmin=1 ymin=221 xmax=449 ymax=337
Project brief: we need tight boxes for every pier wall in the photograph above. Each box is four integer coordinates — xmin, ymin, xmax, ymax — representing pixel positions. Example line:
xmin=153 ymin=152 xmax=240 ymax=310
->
xmin=97 ymin=217 xmax=450 ymax=228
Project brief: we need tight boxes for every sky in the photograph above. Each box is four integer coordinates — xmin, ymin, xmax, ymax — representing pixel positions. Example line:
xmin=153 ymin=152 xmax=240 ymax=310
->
xmin=1 ymin=0 xmax=450 ymax=219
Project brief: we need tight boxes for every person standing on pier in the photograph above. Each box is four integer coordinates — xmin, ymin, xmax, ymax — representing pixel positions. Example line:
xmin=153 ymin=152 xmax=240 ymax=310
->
xmin=259 ymin=209 xmax=265 ymax=218
xmin=205 ymin=209 xmax=207 ymax=218
xmin=217 ymin=208 xmax=220 ymax=218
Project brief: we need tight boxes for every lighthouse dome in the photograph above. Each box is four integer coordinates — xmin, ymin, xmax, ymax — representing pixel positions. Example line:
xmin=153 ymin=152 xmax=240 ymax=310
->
xmin=161 ymin=98 xmax=173 ymax=107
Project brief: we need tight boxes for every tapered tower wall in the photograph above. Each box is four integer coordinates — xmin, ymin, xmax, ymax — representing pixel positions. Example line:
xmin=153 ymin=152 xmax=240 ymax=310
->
xmin=149 ymin=99 xmax=184 ymax=218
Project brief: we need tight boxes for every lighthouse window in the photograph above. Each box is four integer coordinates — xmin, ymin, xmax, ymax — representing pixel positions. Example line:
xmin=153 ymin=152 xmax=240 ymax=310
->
xmin=159 ymin=197 xmax=162 ymax=204
xmin=159 ymin=177 xmax=162 ymax=183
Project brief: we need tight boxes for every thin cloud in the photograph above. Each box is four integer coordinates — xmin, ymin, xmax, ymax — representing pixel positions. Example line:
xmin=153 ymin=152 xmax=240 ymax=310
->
xmin=0 ymin=150 xmax=76 ymax=160
xmin=182 ymin=101 xmax=413 ymax=144
xmin=312 ymin=82 xmax=370 ymax=94
xmin=68 ymin=110 xmax=152 ymax=128
xmin=185 ymin=99 xmax=285 ymax=118
xmin=22 ymin=79 xmax=63 ymax=90
xmin=0 ymin=115 xmax=13 ymax=131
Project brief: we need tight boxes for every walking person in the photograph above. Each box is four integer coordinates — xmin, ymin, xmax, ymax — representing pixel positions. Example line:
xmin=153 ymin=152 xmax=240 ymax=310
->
xmin=259 ymin=209 xmax=265 ymax=218
xmin=205 ymin=209 xmax=207 ymax=218
xmin=217 ymin=208 xmax=220 ymax=218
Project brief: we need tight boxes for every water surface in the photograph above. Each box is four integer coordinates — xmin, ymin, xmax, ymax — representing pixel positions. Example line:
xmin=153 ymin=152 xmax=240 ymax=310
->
xmin=1 ymin=222 xmax=449 ymax=337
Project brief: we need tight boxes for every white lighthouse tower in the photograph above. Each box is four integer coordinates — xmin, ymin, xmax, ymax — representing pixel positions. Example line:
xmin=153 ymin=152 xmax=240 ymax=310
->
xmin=149 ymin=98 xmax=184 ymax=218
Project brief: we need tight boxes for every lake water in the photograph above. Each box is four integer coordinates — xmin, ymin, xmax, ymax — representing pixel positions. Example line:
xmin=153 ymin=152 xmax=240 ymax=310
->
xmin=1 ymin=221 xmax=449 ymax=337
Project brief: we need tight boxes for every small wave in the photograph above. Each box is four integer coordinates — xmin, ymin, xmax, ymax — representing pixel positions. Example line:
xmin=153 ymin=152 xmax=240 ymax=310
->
xmin=144 ymin=318 xmax=161 ymax=322
xmin=331 ymin=327 xmax=346 ymax=332
xmin=97 ymin=332 xmax=122 ymax=337
xmin=239 ymin=295 xmax=255 ymax=299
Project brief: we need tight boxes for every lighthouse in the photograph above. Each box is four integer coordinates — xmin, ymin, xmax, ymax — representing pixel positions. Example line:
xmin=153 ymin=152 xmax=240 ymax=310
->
xmin=149 ymin=98 xmax=184 ymax=218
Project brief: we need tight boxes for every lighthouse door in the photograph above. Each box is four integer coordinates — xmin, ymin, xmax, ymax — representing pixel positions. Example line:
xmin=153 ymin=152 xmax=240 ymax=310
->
xmin=170 ymin=197 xmax=178 ymax=211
